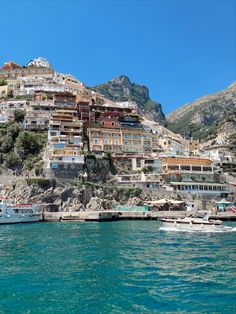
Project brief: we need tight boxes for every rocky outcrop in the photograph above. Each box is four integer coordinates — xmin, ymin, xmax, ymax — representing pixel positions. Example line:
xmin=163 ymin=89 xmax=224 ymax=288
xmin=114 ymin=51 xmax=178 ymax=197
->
xmin=167 ymin=81 xmax=236 ymax=141
xmin=0 ymin=177 xmax=193 ymax=213
xmin=92 ymin=75 xmax=166 ymax=125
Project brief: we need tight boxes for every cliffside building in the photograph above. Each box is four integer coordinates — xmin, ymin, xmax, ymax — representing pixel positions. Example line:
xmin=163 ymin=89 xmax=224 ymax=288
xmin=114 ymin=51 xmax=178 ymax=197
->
xmin=160 ymin=156 xmax=230 ymax=196
xmin=46 ymin=109 xmax=84 ymax=178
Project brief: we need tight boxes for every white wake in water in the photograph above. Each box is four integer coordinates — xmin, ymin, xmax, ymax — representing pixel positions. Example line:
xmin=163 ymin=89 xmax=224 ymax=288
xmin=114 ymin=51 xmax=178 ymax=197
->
xmin=159 ymin=226 xmax=236 ymax=233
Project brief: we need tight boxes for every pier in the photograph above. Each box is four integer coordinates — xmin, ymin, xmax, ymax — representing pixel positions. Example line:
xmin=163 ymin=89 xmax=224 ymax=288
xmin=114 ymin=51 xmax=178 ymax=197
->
xmin=41 ymin=211 xmax=236 ymax=222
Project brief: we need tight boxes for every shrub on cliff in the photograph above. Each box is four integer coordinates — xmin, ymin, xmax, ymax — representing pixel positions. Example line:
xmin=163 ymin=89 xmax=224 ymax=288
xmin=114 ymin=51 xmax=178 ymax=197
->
xmin=0 ymin=78 xmax=7 ymax=86
xmin=1 ymin=135 xmax=14 ymax=153
xmin=13 ymin=109 xmax=26 ymax=123
xmin=142 ymin=166 xmax=154 ymax=173
xmin=7 ymin=122 xmax=23 ymax=139
xmin=15 ymin=131 xmax=42 ymax=160
xmin=26 ymin=178 xmax=52 ymax=189
xmin=3 ymin=152 xmax=21 ymax=170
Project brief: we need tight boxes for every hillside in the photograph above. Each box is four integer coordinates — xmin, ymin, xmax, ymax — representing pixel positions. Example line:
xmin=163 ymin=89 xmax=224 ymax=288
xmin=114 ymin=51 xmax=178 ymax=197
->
xmin=91 ymin=75 xmax=166 ymax=125
xmin=167 ymin=81 xmax=236 ymax=141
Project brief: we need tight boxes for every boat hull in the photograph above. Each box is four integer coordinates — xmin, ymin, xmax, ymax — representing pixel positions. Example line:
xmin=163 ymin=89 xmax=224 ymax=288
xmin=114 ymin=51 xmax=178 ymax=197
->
xmin=160 ymin=220 xmax=224 ymax=232
xmin=0 ymin=214 xmax=41 ymax=224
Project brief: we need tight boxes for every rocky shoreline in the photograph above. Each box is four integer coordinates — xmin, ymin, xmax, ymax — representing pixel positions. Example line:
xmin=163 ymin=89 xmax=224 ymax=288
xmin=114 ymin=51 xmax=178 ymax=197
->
xmin=0 ymin=176 xmax=195 ymax=212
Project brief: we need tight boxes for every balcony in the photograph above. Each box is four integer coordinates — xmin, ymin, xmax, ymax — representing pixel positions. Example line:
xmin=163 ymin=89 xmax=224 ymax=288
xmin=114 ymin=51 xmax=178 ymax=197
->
xmin=117 ymin=174 xmax=162 ymax=183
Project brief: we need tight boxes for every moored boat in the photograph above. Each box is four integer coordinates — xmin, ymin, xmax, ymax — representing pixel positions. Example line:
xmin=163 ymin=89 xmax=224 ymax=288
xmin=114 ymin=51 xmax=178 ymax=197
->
xmin=159 ymin=211 xmax=229 ymax=232
xmin=0 ymin=199 xmax=41 ymax=224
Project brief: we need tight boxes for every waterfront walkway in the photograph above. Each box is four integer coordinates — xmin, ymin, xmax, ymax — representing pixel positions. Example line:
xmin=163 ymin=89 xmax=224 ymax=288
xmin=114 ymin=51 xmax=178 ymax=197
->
xmin=42 ymin=210 xmax=236 ymax=222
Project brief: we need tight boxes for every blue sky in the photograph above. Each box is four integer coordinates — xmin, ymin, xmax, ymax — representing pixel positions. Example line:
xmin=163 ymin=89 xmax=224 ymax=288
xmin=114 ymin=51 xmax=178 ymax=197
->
xmin=0 ymin=0 xmax=235 ymax=114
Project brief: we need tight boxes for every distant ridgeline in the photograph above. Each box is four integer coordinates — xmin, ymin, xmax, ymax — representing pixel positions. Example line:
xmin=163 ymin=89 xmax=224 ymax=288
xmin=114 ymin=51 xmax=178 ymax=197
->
xmin=167 ymin=82 xmax=236 ymax=143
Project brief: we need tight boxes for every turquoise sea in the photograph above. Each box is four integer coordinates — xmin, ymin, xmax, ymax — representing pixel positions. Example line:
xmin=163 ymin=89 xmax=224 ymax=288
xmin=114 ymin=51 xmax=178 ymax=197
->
xmin=0 ymin=221 xmax=236 ymax=314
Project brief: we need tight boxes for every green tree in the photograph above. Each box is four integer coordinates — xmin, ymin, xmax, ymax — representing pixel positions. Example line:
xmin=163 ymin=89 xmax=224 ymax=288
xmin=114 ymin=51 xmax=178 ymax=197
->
xmin=15 ymin=131 xmax=41 ymax=160
xmin=3 ymin=152 xmax=21 ymax=170
xmin=7 ymin=122 xmax=23 ymax=139
xmin=0 ymin=78 xmax=7 ymax=86
xmin=13 ymin=109 xmax=26 ymax=123
xmin=1 ymin=135 xmax=14 ymax=153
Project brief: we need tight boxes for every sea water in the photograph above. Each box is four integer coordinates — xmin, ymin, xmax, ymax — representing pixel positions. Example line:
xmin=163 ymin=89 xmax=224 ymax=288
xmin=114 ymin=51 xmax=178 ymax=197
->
xmin=0 ymin=221 xmax=235 ymax=313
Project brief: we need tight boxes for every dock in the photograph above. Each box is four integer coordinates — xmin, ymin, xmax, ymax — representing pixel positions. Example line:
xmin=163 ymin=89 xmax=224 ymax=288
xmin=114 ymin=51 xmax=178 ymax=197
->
xmin=41 ymin=211 xmax=236 ymax=222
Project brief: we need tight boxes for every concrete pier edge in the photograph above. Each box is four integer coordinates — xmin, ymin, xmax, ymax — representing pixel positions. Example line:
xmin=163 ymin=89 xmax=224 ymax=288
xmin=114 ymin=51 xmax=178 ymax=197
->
xmin=41 ymin=211 xmax=236 ymax=222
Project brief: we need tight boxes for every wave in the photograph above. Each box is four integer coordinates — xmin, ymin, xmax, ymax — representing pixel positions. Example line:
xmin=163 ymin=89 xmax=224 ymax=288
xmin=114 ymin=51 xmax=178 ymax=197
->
xmin=159 ymin=226 xmax=236 ymax=233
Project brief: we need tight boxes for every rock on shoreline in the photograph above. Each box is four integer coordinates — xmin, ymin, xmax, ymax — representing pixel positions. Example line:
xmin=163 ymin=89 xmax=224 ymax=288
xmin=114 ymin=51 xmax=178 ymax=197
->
xmin=0 ymin=177 xmax=194 ymax=212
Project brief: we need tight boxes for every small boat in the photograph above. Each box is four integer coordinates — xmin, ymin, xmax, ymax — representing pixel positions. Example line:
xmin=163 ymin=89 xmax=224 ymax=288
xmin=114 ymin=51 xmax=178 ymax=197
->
xmin=159 ymin=211 xmax=228 ymax=232
xmin=0 ymin=198 xmax=41 ymax=224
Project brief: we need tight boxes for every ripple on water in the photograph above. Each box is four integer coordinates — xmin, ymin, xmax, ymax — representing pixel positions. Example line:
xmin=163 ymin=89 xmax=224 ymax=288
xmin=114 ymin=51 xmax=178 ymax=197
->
xmin=0 ymin=221 xmax=236 ymax=313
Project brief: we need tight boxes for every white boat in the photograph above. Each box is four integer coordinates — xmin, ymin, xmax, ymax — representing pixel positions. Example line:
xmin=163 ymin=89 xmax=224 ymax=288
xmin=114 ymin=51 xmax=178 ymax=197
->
xmin=0 ymin=199 xmax=41 ymax=224
xmin=159 ymin=211 xmax=228 ymax=232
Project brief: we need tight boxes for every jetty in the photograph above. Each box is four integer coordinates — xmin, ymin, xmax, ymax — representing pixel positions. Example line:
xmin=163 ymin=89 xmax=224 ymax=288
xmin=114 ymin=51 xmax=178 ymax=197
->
xmin=41 ymin=211 xmax=236 ymax=222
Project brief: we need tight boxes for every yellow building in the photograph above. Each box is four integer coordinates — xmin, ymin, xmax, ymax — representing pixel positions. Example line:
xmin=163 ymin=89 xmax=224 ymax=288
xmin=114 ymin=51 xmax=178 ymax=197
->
xmin=186 ymin=139 xmax=199 ymax=152
xmin=88 ymin=127 xmax=159 ymax=155
xmin=88 ymin=128 xmax=122 ymax=153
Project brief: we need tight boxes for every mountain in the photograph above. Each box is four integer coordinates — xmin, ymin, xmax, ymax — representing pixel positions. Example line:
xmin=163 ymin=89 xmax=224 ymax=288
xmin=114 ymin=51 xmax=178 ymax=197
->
xmin=167 ymin=81 xmax=236 ymax=141
xmin=91 ymin=75 xmax=166 ymax=125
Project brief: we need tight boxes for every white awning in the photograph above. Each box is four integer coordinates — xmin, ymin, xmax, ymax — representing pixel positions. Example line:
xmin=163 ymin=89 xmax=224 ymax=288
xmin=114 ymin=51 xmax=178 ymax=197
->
xmin=146 ymin=198 xmax=184 ymax=205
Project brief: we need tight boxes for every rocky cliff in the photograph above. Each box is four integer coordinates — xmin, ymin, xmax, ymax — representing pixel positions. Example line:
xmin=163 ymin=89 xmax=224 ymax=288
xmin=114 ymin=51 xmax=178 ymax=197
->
xmin=92 ymin=75 xmax=166 ymax=125
xmin=167 ymin=81 xmax=236 ymax=141
xmin=0 ymin=177 xmax=192 ymax=213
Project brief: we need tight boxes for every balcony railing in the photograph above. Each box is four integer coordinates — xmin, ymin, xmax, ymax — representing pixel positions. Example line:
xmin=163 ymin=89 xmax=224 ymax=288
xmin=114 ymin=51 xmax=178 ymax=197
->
xmin=117 ymin=174 xmax=162 ymax=183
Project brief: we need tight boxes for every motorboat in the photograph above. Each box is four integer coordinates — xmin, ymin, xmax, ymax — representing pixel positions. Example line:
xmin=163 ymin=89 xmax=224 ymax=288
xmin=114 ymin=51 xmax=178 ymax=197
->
xmin=0 ymin=198 xmax=41 ymax=224
xmin=159 ymin=211 xmax=228 ymax=232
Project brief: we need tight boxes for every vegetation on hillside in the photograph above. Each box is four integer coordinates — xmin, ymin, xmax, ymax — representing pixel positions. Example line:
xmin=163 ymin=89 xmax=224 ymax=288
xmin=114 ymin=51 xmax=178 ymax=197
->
xmin=0 ymin=122 xmax=47 ymax=172
xmin=0 ymin=78 xmax=7 ymax=86
xmin=168 ymin=109 xmax=236 ymax=141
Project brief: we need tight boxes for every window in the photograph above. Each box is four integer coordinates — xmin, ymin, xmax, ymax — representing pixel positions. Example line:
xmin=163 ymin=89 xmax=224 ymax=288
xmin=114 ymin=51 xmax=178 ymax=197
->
xmin=103 ymin=132 xmax=111 ymax=137
xmin=104 ymin=139 xmax=110 ymax=145
xmin=123 ymin=133 xmax=130 ymax=138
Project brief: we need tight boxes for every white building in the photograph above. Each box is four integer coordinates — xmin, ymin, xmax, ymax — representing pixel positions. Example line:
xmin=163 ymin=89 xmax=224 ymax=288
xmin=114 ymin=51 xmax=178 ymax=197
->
xmin=16 ymin=78 xmax=66 ymax=95
xmin=6 ymin=100 xmax=28 ymax=110
xmin=23 ymin=113 xmax=49 ymax=131
xmin=28 ymin=57 xmax=51 ymax=68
